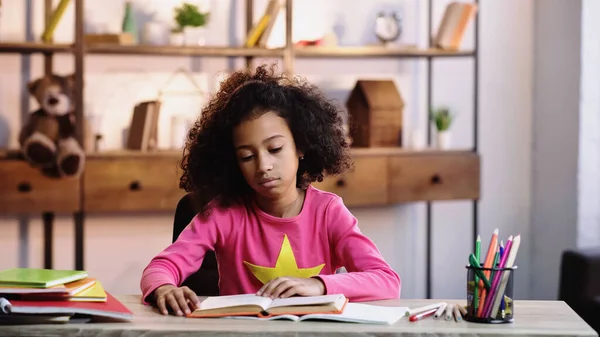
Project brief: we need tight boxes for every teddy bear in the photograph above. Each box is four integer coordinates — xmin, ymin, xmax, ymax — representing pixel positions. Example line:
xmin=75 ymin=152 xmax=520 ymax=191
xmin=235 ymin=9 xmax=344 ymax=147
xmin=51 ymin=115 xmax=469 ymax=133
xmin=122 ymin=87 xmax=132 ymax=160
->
xmin=18 ymin=73 xmax=85 ymax=179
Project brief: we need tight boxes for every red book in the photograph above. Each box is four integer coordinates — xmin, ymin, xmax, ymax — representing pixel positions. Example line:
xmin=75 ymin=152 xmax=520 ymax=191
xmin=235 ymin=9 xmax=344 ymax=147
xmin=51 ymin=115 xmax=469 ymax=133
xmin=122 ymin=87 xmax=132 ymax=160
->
xmin=2 ymin=292 xmax=133 ymax=321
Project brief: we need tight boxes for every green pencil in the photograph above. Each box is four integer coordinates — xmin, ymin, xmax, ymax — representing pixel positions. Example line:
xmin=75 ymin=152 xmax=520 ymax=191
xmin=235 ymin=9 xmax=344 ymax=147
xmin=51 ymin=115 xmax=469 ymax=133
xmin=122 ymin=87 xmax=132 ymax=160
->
xmin=474 ymin=235 xmax=481 ymax=315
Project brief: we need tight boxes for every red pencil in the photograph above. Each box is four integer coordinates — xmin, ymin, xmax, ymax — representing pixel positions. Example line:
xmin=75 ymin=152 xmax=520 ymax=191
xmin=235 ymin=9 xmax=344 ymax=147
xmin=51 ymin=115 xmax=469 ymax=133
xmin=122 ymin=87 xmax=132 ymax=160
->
xmin=409 ymin=307 xmax=437 ymax=322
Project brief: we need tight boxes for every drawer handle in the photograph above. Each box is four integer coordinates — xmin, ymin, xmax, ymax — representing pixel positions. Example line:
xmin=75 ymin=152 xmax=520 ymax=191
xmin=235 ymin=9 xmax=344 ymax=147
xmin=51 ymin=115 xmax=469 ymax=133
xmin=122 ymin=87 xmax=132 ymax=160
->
xmin=129 ymin=180 xmax=142 ymax=191
xmin=336 ymin=179 xmax=346 ymax=188
xmin=431 ymin=174 xmax=442 ymax=185
xmin=17 ymin=182 xmax=32 ymax=193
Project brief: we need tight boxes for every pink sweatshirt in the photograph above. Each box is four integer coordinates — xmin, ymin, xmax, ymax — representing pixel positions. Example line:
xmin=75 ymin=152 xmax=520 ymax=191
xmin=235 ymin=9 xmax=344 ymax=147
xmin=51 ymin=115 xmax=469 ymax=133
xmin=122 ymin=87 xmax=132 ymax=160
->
xmin=140 ymin=186 xmax=401 ymax=302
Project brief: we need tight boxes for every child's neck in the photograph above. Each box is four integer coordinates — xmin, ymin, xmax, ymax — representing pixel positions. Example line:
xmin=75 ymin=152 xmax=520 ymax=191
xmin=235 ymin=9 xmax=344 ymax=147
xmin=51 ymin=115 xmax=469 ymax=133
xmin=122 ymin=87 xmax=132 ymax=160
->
xmin=255 ymin=188 xmax=305 ymax=218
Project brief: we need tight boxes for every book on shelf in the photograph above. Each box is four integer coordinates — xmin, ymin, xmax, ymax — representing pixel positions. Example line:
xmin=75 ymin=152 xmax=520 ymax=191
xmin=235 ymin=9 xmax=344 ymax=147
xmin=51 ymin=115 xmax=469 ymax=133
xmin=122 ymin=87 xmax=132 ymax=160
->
xmin=434 ymin=1 xmax=478 ymax=50
xmin=126 ymin=100 xmax=161 ymax=152
xmin=190 ymin=293 xmax=348 ymax=318
xmin=245 ymin=0 xmax=282 ymax=48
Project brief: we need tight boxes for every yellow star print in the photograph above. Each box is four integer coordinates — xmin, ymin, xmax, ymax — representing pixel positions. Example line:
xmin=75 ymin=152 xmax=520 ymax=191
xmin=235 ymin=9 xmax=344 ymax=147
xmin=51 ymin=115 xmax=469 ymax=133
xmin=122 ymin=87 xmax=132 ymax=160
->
xmin=243 ymin=234 xmax=325 ymax=284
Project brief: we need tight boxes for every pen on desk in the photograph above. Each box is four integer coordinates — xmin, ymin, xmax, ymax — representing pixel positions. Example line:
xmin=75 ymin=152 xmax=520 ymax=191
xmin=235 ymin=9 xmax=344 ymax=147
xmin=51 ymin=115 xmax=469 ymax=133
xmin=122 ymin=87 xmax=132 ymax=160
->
xmin=405 ymin=302 xmax=446 ymax=317
xmin=0 ymin=297 xmax=12 ymax=314
xmin=445 ymin=304 xmax=454 ymax=321
xmin=452 ymin=304 xmax=462 ymax=322
xmin=433 ymin=302 xmax=447 ymax=319
xmin=409 ymin=307 xmax=437 ymax=322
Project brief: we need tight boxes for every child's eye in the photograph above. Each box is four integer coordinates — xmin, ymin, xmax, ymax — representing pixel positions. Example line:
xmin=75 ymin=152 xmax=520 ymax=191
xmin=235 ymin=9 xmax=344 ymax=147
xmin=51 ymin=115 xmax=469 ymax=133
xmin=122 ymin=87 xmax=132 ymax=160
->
xmin=269 ymin=147 xmax=283 ymax=153
xmin=240 ymin=155 xmax=254 ymax=162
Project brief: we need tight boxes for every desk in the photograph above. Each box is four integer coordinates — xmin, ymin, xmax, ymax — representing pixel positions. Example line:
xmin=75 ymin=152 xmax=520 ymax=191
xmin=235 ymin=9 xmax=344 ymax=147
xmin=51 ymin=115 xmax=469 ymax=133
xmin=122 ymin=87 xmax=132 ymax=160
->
xmin=0 ymin=295 xmax=597 ymax=337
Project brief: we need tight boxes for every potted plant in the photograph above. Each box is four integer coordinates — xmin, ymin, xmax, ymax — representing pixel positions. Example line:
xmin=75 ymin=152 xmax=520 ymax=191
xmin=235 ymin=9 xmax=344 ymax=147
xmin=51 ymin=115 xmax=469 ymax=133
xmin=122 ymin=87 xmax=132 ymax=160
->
xmin=171 ymin=2 xmax=210 ymax=46
xmin=430 ymin=106 xmax=454 ymax=149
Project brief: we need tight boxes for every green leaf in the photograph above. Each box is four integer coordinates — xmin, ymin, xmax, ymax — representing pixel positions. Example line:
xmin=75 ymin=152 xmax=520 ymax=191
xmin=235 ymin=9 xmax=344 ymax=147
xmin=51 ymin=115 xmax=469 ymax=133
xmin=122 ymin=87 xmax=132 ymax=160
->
xmin=174 ymin=2 xmax=210 ymax=29
xmin=430 ymin=106 xmax=454 ymax=131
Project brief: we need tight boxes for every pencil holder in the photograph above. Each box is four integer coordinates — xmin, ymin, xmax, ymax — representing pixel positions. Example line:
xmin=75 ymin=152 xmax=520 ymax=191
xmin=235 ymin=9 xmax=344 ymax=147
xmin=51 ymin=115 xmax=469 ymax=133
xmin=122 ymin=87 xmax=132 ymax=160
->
xmin=465 ymin=264 xmax=517 ymax=323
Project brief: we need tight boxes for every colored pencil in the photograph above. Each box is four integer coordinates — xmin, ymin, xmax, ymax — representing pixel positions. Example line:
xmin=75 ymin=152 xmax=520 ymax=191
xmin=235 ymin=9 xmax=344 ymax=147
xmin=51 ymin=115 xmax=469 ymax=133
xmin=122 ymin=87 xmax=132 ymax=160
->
xmin=489 ymin=234 xmax=521 ymax=318
xmin=482 ymin=235 xmax=513 ymax=317
xmin=477 ymin=228 xmax=498 ymax=317
xmin=473 ymin=235 xmax=481 ymax=315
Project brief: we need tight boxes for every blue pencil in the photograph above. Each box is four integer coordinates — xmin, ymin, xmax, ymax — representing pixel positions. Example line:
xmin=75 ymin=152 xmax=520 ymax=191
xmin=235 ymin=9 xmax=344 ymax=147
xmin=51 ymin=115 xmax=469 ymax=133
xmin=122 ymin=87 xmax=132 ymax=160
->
xmin=499 ymin=240 xmax=505 ymax=315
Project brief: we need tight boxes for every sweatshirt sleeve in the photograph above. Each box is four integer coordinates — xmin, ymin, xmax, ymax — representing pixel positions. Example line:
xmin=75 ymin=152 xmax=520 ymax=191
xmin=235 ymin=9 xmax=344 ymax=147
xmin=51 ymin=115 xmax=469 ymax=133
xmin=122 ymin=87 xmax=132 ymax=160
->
xmin=139 ymin=213 xmax=221 ymax=304
xmin=317 ymin=196 xmax=401 ymax=302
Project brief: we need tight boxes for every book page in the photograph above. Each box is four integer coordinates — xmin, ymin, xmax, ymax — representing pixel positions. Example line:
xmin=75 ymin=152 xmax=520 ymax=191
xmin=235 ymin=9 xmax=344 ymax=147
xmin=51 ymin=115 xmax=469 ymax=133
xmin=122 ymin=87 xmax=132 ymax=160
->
xmin=199 ymin=294 xmax=272 ymax=311
xmin=219 ymin=314 xmax=300 ymax=322
xmin=268 ymin=294 xmax=345 ymax=309
xmin=298 ymin=303 xmax=408 ymax=325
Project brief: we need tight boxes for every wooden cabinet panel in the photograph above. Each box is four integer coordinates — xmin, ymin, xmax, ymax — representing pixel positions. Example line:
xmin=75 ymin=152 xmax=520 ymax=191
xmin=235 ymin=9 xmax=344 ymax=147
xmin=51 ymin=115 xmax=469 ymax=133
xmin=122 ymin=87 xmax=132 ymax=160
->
xmin=0 ymin=160 xmax=79 ymax=213
xmin=388 ymin=152 xmax=480 ymax=202
xmin=312 ymin=156 xmax=388 ymax=206
xmin=83 ymin=156 xmax=185 ymax=212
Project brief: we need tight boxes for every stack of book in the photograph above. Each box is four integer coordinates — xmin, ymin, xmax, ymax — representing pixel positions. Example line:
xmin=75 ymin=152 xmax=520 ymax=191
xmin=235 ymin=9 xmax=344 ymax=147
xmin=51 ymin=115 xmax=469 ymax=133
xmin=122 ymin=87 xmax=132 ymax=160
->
xmin=0 ymin=268 xmax=133 ymax=324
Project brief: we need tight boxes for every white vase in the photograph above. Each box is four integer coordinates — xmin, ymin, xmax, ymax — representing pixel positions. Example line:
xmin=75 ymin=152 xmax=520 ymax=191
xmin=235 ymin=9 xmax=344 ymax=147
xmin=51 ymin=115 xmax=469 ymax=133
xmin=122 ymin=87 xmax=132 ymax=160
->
xmin=183 ymin=26 xmax=207 ymax=46
xmin=169 ymin=32 xmax=184 ymax=46
xmin=142 ymin=21 xmax=169 ymax=45
xmin=437 ymin=131 xmax=451 ymax=149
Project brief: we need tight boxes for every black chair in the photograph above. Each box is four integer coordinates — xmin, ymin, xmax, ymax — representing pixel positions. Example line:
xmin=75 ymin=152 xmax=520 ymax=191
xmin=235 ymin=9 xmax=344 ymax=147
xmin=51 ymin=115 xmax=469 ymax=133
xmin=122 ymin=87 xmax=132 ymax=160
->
xmin=172 ymin=193 xmax=220 ymax=296
xmin=558 ymin=247 xmax=600 ymax=333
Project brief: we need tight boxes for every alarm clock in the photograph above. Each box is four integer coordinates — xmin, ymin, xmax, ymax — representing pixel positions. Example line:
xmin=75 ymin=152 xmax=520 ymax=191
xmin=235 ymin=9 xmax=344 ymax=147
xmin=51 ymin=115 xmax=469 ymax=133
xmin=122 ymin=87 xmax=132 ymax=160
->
xmin=375 ymin=11 xmax=402 ymax=44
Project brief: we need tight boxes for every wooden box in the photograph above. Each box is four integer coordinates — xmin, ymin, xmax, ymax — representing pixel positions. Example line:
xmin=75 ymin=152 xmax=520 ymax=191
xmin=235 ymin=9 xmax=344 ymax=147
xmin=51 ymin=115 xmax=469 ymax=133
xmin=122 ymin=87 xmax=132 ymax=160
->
xmin=346 ymin=80 xmax=404 ymax=147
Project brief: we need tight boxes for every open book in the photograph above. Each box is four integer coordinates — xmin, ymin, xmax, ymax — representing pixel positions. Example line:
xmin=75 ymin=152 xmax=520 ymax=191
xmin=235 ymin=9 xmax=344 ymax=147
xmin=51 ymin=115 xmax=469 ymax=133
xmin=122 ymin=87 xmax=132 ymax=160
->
xmin=223 ymin=302 xmax=408 ymax=325
xmin=189 ymin=293 xmax=348 ymax=318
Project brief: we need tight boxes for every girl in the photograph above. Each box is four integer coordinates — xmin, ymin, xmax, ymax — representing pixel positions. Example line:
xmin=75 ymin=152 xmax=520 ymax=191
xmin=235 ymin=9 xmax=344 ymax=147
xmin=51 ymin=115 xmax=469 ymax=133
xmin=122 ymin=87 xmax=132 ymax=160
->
xmin=140 ymin=64 xmax=401 ymax=316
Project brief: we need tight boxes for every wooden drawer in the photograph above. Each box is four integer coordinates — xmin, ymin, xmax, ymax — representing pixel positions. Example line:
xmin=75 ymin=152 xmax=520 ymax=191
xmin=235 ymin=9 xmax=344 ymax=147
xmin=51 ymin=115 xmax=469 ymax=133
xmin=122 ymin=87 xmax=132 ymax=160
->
xmin=312 ymin=156 xmax=388 ymax=206
xmin=0 ymin=160 xmax=80 ymax=213
xmin=83 ymin=156 xmax=185 ymax=212
xmin=389 ymin=152 xmax=480 ymax=202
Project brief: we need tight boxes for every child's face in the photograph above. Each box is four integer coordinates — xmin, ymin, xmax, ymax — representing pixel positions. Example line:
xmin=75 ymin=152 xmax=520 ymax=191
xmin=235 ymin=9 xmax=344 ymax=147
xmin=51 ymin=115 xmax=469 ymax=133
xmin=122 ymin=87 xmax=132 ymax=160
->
xmin=233 ymin=110 xmax=303 ymax=201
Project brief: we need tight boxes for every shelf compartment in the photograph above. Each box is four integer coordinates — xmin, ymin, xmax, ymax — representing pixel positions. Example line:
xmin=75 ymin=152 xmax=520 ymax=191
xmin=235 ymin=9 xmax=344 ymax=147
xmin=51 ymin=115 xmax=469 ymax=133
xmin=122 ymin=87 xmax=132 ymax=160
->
xmin=0 ymin=160 xmax=80 ymax=213
xmin=83 ymin=155 xmax=185 ymax=212
xmin=295 ymin=46 xmax=475 ymax=58
xmin=389 ymin=151 xmax=480 ymax=202
xmin=312 ymin=155 xmax=389 ymax=207
xmin=0 ymin=42 xmax=73 ymax=54
xmin=85 ymin=44 xmax=285 ymax=57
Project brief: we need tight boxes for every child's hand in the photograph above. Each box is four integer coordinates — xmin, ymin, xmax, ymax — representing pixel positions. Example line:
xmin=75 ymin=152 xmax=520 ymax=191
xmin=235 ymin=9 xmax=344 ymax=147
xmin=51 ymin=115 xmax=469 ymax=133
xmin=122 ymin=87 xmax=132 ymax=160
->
xmin=153 ymin=284 xmax=201 ymax=316
xmin=256 ymin=277 xmax=325 ymax=299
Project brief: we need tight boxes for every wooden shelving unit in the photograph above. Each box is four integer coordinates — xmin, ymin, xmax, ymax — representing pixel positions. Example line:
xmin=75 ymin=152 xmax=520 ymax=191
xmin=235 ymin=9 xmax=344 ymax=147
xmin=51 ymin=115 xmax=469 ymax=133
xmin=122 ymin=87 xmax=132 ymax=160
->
xmin=0 ymin=41 xmax=73 ymax=53
xmin=0 ymin=43 xmax=473 ymax=58
xmin=295 ymin=46 xmax=475 ymax=58
xmin=0 ymin=0 xmax=480 ymax=299
xmin=85 ymin=45 xmax=286 ymax=57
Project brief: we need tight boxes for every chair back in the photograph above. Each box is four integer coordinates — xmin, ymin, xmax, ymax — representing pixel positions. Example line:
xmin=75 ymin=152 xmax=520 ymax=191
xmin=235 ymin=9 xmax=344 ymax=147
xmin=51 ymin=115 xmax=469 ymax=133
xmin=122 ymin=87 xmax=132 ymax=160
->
xmin=172 ymin=193 xmax=220 ymax=296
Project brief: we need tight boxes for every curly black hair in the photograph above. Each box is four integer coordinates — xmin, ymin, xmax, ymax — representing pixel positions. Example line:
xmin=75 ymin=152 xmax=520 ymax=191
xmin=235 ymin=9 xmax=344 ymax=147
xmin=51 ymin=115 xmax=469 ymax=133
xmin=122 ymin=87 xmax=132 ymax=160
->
xmin=179 ymin=64 xmax=353 ymax=217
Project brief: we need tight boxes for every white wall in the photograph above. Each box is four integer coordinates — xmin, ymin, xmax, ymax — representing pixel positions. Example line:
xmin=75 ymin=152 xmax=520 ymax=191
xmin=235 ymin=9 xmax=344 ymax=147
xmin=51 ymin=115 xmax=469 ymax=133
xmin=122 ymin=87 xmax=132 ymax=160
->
xmin=530 ymin=0 xmax=582 ymax=300
xmin=577 ymin=0 xmax=600 ymax=250
xmin=0 ymin=0 xmax=535 ymax=300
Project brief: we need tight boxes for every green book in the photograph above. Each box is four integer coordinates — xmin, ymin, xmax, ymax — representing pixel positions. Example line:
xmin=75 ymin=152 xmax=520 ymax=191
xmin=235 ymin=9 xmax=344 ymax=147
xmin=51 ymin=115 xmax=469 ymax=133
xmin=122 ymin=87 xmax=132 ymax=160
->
xmin=0 ymin=268 xmax=88 ymax=288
